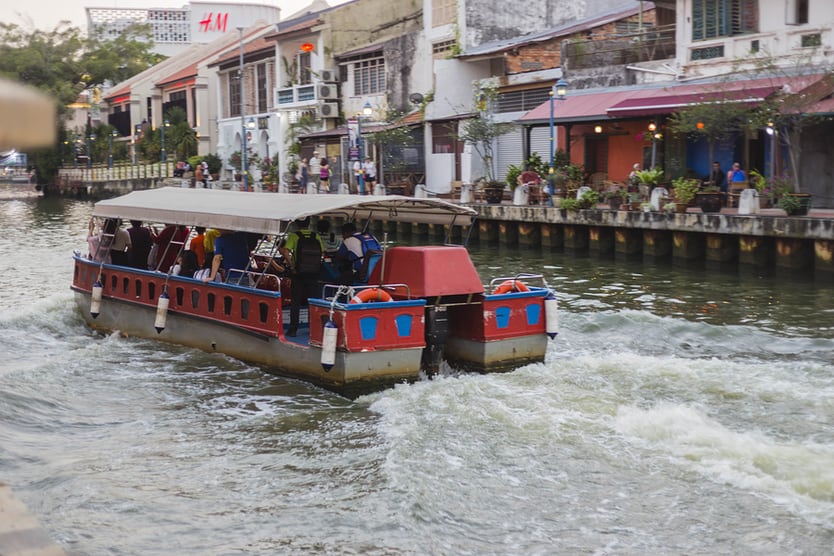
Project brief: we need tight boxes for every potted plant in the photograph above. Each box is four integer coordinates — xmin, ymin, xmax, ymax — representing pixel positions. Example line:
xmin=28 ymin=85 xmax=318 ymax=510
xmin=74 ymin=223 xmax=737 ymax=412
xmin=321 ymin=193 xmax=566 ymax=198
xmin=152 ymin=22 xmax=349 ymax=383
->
xmin=559 ymin=197 xmax=580 ymax=211
xmin=635 ymin=167 xmax=664 ymax=189
xmin=671 ymin=176 xmax=700 ymax=208
xmin=695 ymin=185 xmax=723 ymax=213
xmin=747 ymin=170 xmax=771 ymax=208
xmin=577 ymin=189 xmax=599 ymax=209
xmin=603 ymin=186 xmax=626 ymax=209
xmin=771 ymin=176 xmax=811 ymax=215
xmin=505 ymin=163 xmax=522 ymax=192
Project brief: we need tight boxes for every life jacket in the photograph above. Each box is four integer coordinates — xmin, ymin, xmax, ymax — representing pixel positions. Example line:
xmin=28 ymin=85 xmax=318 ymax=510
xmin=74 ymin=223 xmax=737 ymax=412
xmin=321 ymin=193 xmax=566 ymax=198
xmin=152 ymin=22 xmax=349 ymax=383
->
xmin=294 ymin=230 xmax=322 ymax=275
xmin=351 ymin=232 xmax=383 ymax=280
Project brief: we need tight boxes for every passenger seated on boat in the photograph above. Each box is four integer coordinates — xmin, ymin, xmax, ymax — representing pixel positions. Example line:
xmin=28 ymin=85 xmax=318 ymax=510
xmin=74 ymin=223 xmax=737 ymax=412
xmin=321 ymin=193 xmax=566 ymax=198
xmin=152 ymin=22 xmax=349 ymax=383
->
xmin=172 ymin=250 xmax=199 ymax=278
xmin=204 ymin=230 xmax=252 ymax=285
xmin=334 ymin=222 xmax=383 ymax=284
xmin=279 ymin=217 xmax=325 ymax=337
xmin=87 ymin=217 xmax=113 ymax=264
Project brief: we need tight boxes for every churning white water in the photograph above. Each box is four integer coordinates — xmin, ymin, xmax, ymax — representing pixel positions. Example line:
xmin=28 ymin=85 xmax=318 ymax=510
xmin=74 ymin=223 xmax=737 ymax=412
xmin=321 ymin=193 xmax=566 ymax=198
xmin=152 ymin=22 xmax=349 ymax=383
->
xmin=1 ymin=195 xmax=832 ymax=554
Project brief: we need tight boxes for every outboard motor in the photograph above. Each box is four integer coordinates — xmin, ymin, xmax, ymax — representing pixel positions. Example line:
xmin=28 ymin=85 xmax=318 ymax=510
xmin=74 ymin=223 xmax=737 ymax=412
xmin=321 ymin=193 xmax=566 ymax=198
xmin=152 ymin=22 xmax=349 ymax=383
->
xmin=422 ymin=305 xmax=449 ymax=373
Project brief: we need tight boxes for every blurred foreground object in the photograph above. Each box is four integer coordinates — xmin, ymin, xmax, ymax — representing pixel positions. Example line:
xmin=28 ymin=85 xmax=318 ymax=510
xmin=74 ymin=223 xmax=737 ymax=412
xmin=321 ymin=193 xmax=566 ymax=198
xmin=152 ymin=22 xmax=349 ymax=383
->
xmin=0 ymin=78 xmax=57 ymax=151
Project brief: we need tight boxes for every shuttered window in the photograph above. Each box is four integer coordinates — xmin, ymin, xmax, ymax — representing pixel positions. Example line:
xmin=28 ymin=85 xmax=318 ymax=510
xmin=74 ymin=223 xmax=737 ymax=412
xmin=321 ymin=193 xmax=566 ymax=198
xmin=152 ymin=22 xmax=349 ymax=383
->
xmin=692 ymin=0 xmax=757 ymax=41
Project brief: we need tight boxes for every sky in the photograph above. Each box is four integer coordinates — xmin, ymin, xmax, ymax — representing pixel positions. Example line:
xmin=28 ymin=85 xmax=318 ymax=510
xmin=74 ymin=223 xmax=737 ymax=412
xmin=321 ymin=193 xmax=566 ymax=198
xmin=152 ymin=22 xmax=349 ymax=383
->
xmin=11 ymin=0 xmax=334 ymax=32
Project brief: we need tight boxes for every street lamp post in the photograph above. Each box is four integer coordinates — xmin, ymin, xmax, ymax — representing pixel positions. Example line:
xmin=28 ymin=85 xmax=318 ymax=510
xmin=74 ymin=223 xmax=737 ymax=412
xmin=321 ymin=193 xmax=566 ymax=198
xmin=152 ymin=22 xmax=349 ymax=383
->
xmin=357 ymin=102 xmax=372 ymax=195
xmin=108 ymin=130 xmax=118 ymax=168
xmin=766 ymin=121 xmax=777 ymax=179
xmin=160 ymin=119 xmax=169 ymax=163
xmin=548 ymin=78 xmax=568 ymax=191
xmin=648 ymin=121 xmax=658 ymax=168
xmin=237 ymin=27 xmax=249 ymax=191
xmin=87 ymin=134 xmax=95 ymax=170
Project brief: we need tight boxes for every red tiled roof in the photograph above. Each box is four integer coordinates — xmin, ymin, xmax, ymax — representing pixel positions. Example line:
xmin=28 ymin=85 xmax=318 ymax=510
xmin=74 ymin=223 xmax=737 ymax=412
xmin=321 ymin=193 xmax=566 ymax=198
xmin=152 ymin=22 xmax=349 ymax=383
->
xmin=211 ymin=33 xmax=274 ymax=67
xmin=103 ymin=84 xmax=131 ymax=101
xmin=263 ymin=17 xmax=320 ymax=41
xmin=156 ymin=64 xmax=197 ymax=89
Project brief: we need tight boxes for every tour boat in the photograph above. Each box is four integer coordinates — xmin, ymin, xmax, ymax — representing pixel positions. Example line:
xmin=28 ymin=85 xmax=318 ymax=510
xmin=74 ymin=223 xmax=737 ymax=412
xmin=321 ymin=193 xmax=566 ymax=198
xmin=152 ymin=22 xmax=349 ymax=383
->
xmin=72 ymin=187 xmax=558 ymax=396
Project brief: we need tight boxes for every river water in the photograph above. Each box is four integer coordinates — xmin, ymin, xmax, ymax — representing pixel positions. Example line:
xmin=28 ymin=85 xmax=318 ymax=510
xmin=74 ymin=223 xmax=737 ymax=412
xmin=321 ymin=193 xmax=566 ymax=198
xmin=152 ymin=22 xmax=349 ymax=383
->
xmin=1 ymin=194 xmax=833 ymax=555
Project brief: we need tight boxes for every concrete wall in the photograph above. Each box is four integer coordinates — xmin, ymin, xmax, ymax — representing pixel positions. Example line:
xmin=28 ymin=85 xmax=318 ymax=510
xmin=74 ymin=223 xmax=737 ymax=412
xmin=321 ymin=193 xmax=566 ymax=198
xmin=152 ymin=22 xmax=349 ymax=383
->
xmin=677 ymin=0 xmax=834 ymax=78
xmin=461 ymin=0 xmax=626 ymax=49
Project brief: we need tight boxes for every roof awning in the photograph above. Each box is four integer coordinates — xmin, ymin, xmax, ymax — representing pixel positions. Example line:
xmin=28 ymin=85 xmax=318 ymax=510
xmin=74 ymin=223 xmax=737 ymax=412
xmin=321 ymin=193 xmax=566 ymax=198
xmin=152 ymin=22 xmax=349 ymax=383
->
xmin=607 ymin=85 xmax=780 ymax=117
xmin=92 ymin=188 xmax=477 ymax=233
xmin=518 ymin=76 xmax=805 ymax=125
xmin=518 ymin=89 xmax=643 ymax=124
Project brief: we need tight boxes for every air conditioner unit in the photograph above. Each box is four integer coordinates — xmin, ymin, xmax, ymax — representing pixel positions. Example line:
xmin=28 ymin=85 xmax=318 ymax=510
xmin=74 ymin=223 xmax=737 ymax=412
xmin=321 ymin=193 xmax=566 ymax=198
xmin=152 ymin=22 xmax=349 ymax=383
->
xmin=320 ymin=102 xmax=339 ymax=118
xmin=319 ymin=69 xmax=338 ymax=83
xmin=318 ymin=83 xmax=338 ymax=100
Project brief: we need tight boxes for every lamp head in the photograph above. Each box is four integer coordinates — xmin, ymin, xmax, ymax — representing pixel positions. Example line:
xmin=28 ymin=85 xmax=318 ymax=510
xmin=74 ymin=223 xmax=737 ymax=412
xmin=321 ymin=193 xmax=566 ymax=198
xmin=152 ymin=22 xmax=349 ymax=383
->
xmin=647 ymin=121 xmax=657 ymax=132
xmin=554 ymin=78 xmax=568 ymax=100
xmin=362 ymin=102 xmax=372 ymax=117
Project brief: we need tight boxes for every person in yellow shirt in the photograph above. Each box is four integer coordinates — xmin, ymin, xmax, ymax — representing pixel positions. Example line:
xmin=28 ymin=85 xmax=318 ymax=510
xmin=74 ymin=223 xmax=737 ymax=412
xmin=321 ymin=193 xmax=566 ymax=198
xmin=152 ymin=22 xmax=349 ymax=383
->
xmin=203 ymin=228 xmax=220 ymax=262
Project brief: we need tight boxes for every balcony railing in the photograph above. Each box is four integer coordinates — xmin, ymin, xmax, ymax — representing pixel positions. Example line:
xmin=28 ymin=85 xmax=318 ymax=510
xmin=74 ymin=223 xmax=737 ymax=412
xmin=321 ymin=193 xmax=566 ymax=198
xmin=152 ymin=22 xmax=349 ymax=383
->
xmin=565 ymin=24 xmax=676 ymax=70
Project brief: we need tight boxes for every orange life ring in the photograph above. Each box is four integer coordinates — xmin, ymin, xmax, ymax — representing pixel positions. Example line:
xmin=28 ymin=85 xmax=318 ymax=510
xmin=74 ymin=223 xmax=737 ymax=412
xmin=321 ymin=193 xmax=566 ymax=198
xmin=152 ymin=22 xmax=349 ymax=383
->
xmin=492 ymin=280 xmax=530 ymax=295
xmin=350 ymin=287 xmax=393 ymax=304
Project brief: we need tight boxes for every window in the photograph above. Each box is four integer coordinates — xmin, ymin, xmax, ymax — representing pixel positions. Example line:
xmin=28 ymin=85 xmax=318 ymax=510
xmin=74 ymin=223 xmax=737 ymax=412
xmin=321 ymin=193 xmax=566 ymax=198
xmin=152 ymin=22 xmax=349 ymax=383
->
xmin=257 ymin=63 xmax=268 ymax=113
xmin=692 ymin=0 xmax=758 ymax=41
xmin=433 ymin=39 xmax=457 ymax=58
xmin=786 ymin=0 xmax=808 ymax=25
xmin=496 ymin=88 xmax=551 ymax=113
xmin=298 ymin=52 xmax=311 ymax=85
xmin=353 ymin=58 xmax=385 ymax=96
xmin=432 ymin=0 xmax=455 ymax=27
xmin=801 ymin=33 xmax=821 ymax=47
xmin=691 ymin=44 xmax=725 ymax=60
xmin=432 ymin=123 xmax=457 ymax=154
xmin=229 ymin=71 xmax=241 ymax=118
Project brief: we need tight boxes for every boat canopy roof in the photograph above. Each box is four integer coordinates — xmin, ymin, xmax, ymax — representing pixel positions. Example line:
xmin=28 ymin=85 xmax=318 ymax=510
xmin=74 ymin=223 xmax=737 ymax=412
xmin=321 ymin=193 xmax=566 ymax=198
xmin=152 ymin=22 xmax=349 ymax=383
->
xmin=92 ymin=188 xmax=477 ymax=234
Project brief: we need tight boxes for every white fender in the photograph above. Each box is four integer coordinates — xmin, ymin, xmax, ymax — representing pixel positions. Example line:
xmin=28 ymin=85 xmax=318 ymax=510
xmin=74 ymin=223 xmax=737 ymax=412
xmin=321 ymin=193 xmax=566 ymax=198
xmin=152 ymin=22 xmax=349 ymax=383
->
xmin=154 ymin=290 xmax=170 ymax=333
xmin=545 ymin=292 xmax=559 ymax=339
xmin=90 ymin=280 xmax=103 ymax=318
xmin=321 ymin=320 xmax=338 ymax=371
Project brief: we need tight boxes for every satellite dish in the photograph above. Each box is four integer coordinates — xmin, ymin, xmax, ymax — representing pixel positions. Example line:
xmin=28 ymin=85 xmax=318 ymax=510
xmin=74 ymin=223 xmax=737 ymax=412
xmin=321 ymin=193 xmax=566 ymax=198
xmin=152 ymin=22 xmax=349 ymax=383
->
xmin=409 ymin=92 xmax=424 ymax=105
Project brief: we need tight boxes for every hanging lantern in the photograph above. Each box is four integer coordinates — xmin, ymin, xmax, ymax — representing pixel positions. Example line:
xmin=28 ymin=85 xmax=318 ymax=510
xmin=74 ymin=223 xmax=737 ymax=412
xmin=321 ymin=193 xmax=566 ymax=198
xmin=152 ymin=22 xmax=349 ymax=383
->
xmin=300 ymin=43 xmax=314 ymax=53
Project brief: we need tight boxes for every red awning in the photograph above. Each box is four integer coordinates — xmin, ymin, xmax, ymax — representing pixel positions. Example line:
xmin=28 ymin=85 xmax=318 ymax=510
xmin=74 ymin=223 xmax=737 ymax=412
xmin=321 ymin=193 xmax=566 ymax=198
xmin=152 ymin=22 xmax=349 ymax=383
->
xmin=518 ymin=89 xmax=645 ymax=124
xmin=518 ymin=76 xmax=809 ymax=124
xmin=606 ymin=85 xmax=780 ymax=117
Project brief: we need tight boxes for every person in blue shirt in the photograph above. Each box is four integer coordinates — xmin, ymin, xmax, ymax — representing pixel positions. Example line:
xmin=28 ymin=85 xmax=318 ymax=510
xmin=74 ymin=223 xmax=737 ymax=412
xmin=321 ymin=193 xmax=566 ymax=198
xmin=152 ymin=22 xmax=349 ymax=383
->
xmin=335 ymin=222 xmax=382 ymax=283
xmin=204 ymin=230 xmax=251 ymax=285
xmin=727 ymin=162 xmax=746 ymax=188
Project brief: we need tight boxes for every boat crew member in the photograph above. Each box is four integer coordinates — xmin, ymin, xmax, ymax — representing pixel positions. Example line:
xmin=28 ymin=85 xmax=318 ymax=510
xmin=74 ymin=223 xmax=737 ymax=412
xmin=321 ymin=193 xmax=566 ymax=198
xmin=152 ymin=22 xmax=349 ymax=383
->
xmin=279 ymin=217 xmax=324 ymax=337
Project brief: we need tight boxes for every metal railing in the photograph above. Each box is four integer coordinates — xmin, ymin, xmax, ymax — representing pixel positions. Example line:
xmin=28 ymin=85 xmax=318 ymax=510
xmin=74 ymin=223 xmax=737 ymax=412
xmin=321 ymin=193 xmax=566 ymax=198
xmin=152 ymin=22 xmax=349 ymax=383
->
xmin=58 ymin=161 xmax=171 ymax=182
xmin=565 ymin=24 xmax=676 ymax=70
